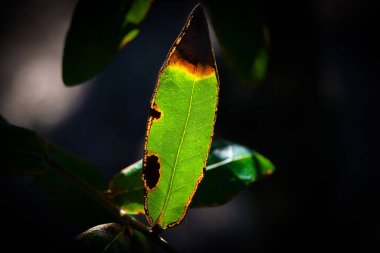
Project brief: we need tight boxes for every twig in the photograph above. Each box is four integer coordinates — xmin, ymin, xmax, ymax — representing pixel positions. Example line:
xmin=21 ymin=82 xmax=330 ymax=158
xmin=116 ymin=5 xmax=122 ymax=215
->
xmin=48 ymin=157 xmax=179 ymax=253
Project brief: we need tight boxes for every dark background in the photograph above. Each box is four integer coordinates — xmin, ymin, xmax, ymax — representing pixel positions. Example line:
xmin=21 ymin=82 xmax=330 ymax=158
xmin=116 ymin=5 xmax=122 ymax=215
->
xmin=0 ymin=0 xmax=378 ymax=252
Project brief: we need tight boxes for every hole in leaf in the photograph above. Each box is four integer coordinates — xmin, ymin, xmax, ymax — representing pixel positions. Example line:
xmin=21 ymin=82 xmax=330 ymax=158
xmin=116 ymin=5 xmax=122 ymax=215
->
xmin=144 ymin=155 xmax=160 ymax=189
xmin=149 ymin=103 xmax=161 ymax=120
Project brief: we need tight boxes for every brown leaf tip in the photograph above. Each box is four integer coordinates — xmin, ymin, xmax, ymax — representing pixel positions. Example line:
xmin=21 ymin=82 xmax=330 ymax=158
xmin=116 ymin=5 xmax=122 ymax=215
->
xmin=171 ymin=4 xmax=214 ymax=69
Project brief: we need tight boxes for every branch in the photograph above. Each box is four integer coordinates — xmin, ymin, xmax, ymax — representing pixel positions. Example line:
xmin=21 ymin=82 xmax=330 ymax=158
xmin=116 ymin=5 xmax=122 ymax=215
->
xmin=48 ymin=158 xmax=179 ymax=253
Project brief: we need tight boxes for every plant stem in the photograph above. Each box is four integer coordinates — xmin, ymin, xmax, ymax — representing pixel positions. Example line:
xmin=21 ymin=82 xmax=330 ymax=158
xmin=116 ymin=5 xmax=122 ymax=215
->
xmin=48 ymin=158 xmax=179 ymax=253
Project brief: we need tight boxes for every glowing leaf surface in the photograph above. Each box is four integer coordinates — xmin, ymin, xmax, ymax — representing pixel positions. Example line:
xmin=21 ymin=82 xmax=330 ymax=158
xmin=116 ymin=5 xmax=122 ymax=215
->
xmin=142 ymin=5 xmax=219 ymax=229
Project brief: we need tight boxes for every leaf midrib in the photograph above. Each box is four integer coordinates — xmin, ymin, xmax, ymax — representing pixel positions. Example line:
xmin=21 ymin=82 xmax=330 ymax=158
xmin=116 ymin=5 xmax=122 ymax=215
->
xmin=158 ymin=77 xmax=196 ymax=225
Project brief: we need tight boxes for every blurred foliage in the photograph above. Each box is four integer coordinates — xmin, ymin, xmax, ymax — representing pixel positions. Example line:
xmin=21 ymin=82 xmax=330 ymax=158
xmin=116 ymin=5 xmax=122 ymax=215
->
xmin=202 ymin=0 xmax=269 ymax=85
xmin=62 ymin=0 xmax=268 ymax=86
xmin=62 ymin=0 xmax=152 ymax=85
xmin=0 ymin=115 xmax=49 ymax=175
xmin=0 ymin=115 xmax=111 ymax=227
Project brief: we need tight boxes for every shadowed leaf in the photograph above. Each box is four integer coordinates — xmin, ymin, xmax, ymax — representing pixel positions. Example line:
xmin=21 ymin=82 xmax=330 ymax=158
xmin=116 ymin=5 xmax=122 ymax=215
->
xmin=109 ymin=160 xmax=144 ymax=215
xmin=202 ymin=1 xmax=269 ymax=85
xmin=0 ymin=115 xmax=49 ymax=175
xmin=191 ymin=140 xmax=275 ymax=207
xmin=62 ymin=0 xmax=152 ymax=85
xmin=70 ymin=223 xmax=148 ymax=253
xmin=0 ymin=116 xmax=111 ymax=226
xmin=34 ymin=144 xmax=112 ymax=226
xmin=109 ymin=140 xmax=275 ymax=214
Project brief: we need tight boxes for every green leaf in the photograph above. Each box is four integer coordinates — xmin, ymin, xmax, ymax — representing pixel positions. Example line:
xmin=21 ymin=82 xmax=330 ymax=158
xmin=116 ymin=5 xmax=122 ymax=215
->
xmin=190 ymin=140 xmax=275 ymax=207
xmin=0 ymin=115 xmax=49 ymax=175
xmin=35 ymin=144 xmax=112 ymax=227
xmin=202 ymin=1 xmax=270 ymax=85
xmin=71 ymin=223 xmax=148 ymax=253
xmin=142 ymin=5 xmax=219 ymax=229
xmin=109 ymin=160 xmax=144 ymax=215
xmin=62 ymin=0 xmax=152 ymax=85
xmin=108 ymin=140 xmax=275 ymax=214
xmin=0 ymin=116 xmax=111 ymax=226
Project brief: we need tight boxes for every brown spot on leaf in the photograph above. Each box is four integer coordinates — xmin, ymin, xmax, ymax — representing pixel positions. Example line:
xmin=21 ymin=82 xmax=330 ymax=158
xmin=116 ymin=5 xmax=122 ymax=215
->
xmin=149 ymin=103 xmax=161 ymax=121
xmin=143 ymin=155 xmax=161 ymax=190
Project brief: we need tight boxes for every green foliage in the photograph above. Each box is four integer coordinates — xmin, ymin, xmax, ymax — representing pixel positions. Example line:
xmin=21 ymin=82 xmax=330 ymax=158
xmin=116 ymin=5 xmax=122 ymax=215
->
xmin=62 ymin=0 xmax=152 ymax=85
xmin=0 ymin=116 xmax=111 ymax=226
xmin=0 ymin=116 xmax=49 ymax=175
xmin=1 ymin=2 xmax=276 ymax=252
xmin=71 ymin=223 xmax=148 ymax=253
xmin=109 ymin=160 xmax=144 ymax=215
xmin=109 ymin=140 xmax=275 ymax=214
xmin=202 ymin=1 xmax=269 ymax=85
xmin=191 ymin=140 xmax=275 ymax=207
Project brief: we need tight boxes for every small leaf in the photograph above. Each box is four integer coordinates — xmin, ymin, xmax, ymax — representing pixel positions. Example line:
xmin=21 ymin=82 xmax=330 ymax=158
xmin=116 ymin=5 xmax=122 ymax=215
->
xmin=202 ymin=1 xmax=270 ymax=85
xmin=109 ymin=160 xmax=144 ymax=215
xmin=0 ymin=115 xmax=49 ymax=175
xmin=71 ymin=223 xmax=130 ymax=253
xmin=108 ymin=140 xmax=275 ymax=214
xmin=70 ymin=223 xmax=148 ymax=253
xmin=191 ymin=140 xmax=275 ymax=207
xmin=142 ymin=4 xmax=219 ymax=229
xmin=62 ymin=0 xmax=152 ymax=85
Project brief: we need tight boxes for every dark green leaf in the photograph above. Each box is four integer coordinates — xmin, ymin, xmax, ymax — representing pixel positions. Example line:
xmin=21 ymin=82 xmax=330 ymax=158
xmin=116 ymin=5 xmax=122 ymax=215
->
xmin=0 ymin=116 xmax=111 ymax=226
xmin=108 ymin=140 xmax=275 ymax=213
xmin=202 ymin=1 xmax=270 ymax=85
xmin=71 ymin=223 xmax=129 ymax=253
xmin=35 ymin=144 xmax=112 ymax=227
xmin=71 ymin=223 xmax=149 ymax=253
xmin=62 ymin=0 xmax=152 ymax=85
xmin=0 ymin=115 xmax=49 ymax=175
xmin=191 ymin=140 xmax=275 ymax=207
xmin=109 ymin=160 xmax=144 ymax=215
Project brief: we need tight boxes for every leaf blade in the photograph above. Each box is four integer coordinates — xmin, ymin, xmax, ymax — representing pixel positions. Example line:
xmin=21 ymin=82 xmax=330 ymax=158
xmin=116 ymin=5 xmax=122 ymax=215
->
xmin=142 ymin=5 xmax=219 ymax=229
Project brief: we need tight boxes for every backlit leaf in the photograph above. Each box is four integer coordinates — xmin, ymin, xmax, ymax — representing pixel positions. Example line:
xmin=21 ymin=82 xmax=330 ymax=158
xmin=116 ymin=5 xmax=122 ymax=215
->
xmin=62 ymin=0 xmax=152 ymax=85
xmin=142 ymin=5 xmax=219 ymax=229
xmin=109 ymin=140 xmax=275 ymax=214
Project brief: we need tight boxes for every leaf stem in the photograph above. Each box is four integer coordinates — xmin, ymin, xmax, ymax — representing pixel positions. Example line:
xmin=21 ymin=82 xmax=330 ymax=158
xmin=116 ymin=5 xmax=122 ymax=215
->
xmin=47 ymin=157 xmax=179 ymax=253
